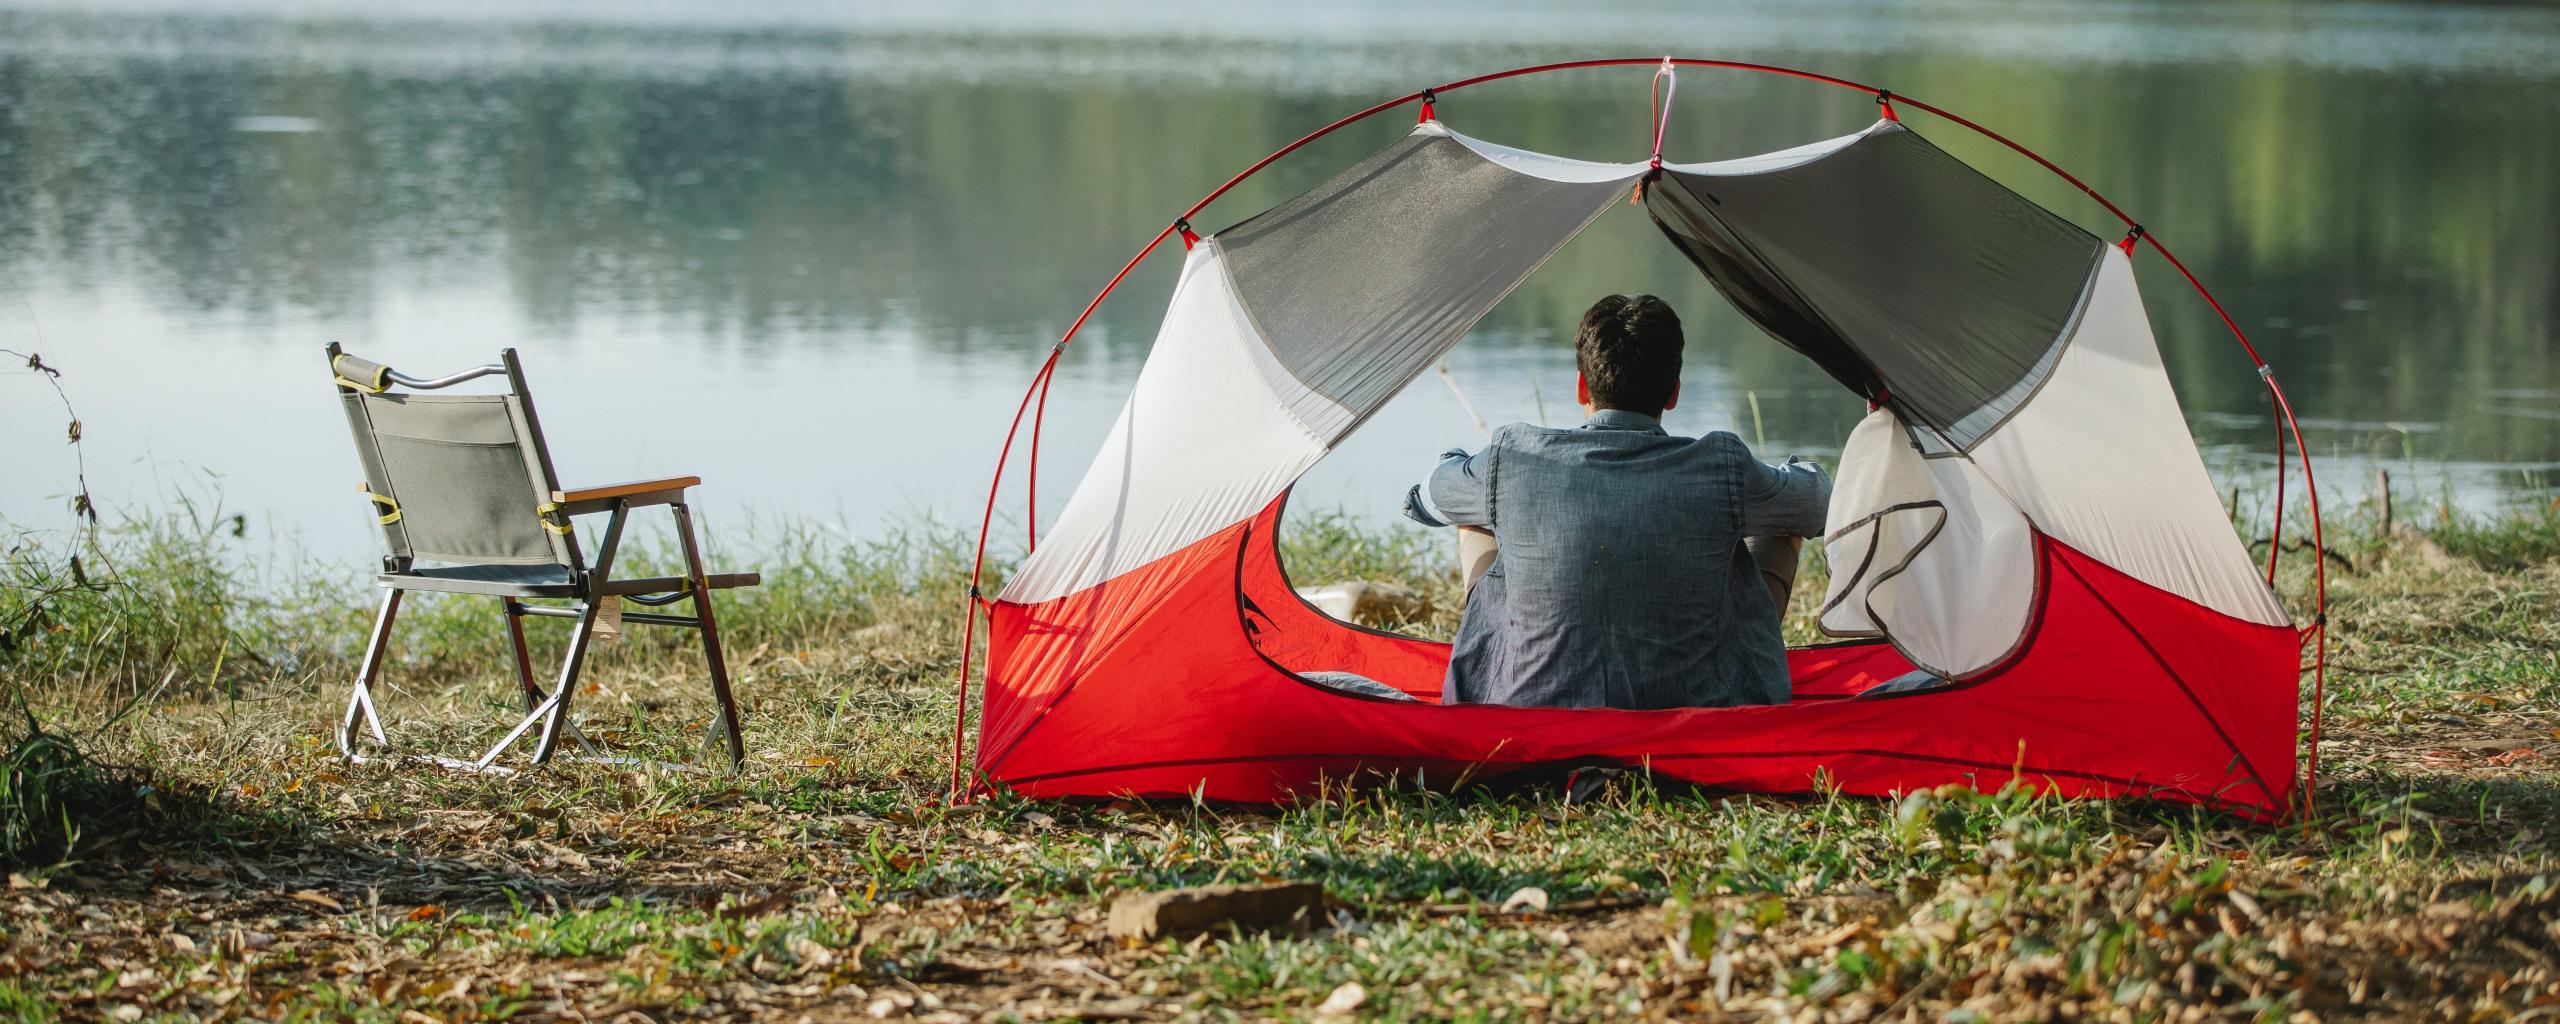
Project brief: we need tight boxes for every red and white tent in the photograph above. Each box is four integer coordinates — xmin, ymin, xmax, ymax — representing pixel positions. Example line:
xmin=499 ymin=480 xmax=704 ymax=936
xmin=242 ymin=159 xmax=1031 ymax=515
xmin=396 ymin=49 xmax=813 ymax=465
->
xmin=953 ymin=61 xmax=2329 ymax=820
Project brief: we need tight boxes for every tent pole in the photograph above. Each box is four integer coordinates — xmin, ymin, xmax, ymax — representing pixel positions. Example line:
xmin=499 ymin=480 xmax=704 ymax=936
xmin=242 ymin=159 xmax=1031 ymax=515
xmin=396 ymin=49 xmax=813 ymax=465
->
xmin=950 ymin=347 xmax=1063 ymax=803
xmin=2265 ymin=378 xmax=2330 ymax=817
xmin=1028 ymin=365 xmax=1053 ymax=552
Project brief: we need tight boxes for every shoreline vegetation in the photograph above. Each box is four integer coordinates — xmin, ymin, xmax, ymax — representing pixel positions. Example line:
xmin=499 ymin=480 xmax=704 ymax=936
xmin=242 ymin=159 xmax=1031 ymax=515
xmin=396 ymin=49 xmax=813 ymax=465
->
xmin=2 ymin=487 xmax=2555 ymax=1021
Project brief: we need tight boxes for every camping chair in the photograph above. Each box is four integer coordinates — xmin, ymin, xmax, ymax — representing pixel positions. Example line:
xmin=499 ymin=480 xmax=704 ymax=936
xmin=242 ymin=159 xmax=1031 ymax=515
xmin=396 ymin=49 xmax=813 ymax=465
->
xmin=325 ymin=343 xmax=758 ymax=772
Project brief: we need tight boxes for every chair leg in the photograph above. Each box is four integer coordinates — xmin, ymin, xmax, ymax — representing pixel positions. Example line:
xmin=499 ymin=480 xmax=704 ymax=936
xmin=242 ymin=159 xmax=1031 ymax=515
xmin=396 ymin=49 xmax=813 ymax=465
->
xmin=503 ymin=598 xmax=541 ymax=711
xmin=476 ymin=598 xmax=602 ymax=771
xmin=672 ymin=503 xmax=747 ymax=769
xmin=505 ymin=598 xmax=613 ymax=758
xmin=337 ymin=589 xmax=401 ymax=760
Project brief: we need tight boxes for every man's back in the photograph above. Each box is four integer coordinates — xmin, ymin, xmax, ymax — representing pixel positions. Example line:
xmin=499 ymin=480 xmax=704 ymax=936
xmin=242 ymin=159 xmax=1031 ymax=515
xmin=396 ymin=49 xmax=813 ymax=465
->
xmin=1409 ymin=410 xmax=1828 ymax=708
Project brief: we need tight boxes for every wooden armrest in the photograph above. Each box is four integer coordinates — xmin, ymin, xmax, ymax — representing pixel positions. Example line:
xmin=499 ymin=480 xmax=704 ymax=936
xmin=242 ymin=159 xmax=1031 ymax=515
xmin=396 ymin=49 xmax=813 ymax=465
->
xmin=550 ymin=476 xmax=699 ymax=515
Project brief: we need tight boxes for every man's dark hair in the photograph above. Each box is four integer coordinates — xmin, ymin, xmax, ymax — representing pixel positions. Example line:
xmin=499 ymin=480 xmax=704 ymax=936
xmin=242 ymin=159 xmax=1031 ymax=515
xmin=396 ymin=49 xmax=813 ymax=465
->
xmin=1574 ymin=294 xmax=1684 ymax=416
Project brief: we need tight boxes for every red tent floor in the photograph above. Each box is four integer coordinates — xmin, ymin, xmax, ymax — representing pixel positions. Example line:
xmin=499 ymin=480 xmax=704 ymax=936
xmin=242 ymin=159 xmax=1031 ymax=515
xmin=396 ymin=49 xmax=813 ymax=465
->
xmin=980 ymin=499 xmax=2300 ymax=819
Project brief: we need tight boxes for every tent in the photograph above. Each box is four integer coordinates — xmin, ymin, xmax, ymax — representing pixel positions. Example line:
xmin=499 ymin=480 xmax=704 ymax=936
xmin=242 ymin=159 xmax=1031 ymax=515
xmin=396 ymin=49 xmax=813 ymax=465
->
xmin=951 ymin=60 xmax=2330 ymax=820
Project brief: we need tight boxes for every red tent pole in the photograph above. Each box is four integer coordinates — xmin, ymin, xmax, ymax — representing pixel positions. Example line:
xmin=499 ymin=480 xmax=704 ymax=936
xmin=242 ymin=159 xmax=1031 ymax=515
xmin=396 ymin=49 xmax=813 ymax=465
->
xmin=954 ymin=57 xmax=2329 ymax=815
xmin=949 ymin=345 xmax=1062 ymax=801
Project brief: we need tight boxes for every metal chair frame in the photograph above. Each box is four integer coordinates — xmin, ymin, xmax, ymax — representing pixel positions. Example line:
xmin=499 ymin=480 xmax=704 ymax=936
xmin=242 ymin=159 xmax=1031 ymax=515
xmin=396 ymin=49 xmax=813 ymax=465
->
xmin=327 ymin=343 xmax=754 ymax=772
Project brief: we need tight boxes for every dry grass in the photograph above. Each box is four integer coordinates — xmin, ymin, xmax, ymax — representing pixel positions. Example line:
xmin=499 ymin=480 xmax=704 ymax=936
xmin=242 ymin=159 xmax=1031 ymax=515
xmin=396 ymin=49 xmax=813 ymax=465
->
xmin=2 ymin=505 xmax=2557 ymax=1022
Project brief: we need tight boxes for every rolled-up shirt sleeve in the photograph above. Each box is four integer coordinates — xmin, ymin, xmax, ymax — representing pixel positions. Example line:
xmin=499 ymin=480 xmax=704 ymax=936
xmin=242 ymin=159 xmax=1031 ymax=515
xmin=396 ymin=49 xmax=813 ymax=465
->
xmin=1403 ymin=446 xmax=1493 ymax=528
xmin=1741 ymin=455 xmax=1830 ymax=538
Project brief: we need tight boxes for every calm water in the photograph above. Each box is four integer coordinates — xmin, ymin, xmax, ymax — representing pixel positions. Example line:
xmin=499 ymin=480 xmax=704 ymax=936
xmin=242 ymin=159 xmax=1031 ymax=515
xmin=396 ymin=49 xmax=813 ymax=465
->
xmin=3 ymin=0 xmax=2556 ymax=565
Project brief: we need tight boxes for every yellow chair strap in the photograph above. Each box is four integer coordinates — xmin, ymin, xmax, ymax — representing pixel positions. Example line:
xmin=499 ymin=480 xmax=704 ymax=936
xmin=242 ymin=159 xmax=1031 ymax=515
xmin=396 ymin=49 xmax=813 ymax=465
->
xmin=536 ymin=502 xmax=574 ymax=535
xmin=365 ymin=491 xmax=401 ymax=525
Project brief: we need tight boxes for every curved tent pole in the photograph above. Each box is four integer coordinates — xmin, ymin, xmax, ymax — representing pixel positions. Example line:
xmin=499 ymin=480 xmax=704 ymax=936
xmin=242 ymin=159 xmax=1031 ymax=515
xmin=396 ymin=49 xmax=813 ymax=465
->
xmin=950 ymin=57 xmax=2330 ymax=816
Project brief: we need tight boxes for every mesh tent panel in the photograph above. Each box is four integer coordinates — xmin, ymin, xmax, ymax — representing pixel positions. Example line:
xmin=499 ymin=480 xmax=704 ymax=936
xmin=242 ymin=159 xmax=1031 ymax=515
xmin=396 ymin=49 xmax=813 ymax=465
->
xmin=1646 ymin=123 xmax=2102 ymax=450
xmin=1217 ymin=127 xmax=1641 ymax=427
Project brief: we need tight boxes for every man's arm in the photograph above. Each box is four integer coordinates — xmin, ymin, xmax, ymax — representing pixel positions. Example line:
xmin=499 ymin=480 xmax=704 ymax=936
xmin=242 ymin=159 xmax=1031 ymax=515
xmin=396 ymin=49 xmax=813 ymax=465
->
xmin=1403 ymin=445 xmax=1494 ymax=529
xmin=1740 ymin=455 xmax=1831 ymax=538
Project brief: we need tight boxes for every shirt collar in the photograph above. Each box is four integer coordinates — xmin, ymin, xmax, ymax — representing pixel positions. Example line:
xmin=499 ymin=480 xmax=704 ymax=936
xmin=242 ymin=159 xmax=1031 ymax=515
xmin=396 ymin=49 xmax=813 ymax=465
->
xmin=1583 ymin=409 xmax=1666 ymax=434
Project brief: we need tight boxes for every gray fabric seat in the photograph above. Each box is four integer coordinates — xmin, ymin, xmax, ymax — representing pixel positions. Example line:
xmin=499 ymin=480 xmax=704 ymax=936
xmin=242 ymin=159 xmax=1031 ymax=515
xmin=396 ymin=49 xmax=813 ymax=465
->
xmin=325 ymin=343 xmax=757 ymax=772
xmin=390 ymin=563 xmax=579 ymax=596
xmin=388 ymin=563 xmax=763 ymax=598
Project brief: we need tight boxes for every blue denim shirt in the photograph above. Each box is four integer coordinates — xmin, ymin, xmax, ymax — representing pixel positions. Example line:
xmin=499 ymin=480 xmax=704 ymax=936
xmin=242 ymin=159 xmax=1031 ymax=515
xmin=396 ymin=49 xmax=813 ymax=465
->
xmin=1403 ymin=410 xmax=1831 ymax=709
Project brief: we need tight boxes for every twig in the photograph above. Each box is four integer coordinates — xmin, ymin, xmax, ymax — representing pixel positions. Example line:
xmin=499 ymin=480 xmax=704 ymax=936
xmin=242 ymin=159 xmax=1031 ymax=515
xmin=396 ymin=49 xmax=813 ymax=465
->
xmin=1 ymin=349 xmax=97 ymax=536
xmin=1435 ymin=364 xmax=1491 ymax=439
xmin=2247 ymin=537 xmax=2357 ymax=572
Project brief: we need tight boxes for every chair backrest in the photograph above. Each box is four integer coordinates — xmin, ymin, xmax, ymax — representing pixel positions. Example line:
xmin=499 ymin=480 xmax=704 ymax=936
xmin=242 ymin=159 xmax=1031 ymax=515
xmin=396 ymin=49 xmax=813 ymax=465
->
xmin=327 ymin=343 xmax=581 ymax=572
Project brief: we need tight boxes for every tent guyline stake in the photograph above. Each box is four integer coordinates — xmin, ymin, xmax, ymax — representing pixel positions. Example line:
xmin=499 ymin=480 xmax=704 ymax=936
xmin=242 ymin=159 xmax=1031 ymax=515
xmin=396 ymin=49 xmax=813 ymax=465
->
xmin=948 ymin=57 xmax=2330 ymax=817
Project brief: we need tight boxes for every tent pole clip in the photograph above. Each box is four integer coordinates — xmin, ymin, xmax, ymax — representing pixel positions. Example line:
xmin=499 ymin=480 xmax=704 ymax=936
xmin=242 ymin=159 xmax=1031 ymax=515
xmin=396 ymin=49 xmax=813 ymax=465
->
xmin=1875 ymin=89 xmax=1899 ymax=122
xmin=1417 ymin=87 xmax=1436 ymax=123
xmin=2117 ymin=223 xmax=2146 ymax=253
xmin=1174 ymin=217 xmax=1200 ymax=250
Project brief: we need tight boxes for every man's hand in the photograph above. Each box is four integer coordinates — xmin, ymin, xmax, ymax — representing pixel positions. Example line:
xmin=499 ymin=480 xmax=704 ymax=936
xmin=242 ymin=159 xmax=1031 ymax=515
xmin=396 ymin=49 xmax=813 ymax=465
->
xmin=1456 ymin=525 xmax=1498 ymax=589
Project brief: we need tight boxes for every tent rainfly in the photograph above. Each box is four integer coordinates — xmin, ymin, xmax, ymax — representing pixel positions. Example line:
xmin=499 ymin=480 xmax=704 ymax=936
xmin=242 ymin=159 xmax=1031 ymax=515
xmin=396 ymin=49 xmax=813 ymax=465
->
xmin=951 ymin=60 xmax=2330 ymax=821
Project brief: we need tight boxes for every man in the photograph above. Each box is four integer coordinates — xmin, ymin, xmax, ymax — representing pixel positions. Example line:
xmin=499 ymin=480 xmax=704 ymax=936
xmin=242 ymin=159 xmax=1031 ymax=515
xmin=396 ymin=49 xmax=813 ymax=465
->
xmin=1402 ymin=294 xmax=1830 ymax=709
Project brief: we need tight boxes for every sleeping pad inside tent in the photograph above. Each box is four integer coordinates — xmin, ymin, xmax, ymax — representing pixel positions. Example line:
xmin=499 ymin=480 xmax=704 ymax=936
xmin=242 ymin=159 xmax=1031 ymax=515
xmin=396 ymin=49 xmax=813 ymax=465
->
xmin=973 ymin=116 xmax=2305 ymax=819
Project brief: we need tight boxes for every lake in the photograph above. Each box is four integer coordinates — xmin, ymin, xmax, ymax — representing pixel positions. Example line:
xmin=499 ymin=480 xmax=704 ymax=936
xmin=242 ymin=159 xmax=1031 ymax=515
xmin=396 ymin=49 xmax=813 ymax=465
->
xmin=3 ymin=0 xmax=2556 ymax=566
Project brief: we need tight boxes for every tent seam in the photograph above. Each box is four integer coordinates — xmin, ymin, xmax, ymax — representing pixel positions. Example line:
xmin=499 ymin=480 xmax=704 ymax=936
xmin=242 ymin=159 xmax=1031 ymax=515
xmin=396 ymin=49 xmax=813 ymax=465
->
xmin=2049 ymin=552 xmax=2282 ymax=809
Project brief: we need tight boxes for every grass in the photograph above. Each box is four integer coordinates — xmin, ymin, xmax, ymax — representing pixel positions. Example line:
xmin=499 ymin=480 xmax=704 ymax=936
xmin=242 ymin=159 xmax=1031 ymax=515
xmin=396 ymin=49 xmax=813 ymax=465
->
xmin=0 ymin=496 xmax=2555 ymax=1021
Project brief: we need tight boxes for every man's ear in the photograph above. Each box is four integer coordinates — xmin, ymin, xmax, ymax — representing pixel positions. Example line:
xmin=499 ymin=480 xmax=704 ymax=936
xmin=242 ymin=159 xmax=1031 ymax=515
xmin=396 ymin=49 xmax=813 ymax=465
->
xmin=1662 ymin=380 xmax=1681 ymax=412
xmin=1575 ymin=373 xmax=1592 ymax=407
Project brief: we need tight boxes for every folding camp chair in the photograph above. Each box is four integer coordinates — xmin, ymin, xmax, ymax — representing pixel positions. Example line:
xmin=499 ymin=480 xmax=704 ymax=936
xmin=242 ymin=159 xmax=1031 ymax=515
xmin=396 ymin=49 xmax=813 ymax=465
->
xmin=325 ymin=343 xmax=758 ymax=772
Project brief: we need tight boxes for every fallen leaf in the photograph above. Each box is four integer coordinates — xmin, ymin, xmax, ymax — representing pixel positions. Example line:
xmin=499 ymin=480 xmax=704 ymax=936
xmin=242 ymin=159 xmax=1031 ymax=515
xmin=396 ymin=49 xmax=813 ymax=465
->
xmin=719 ymin=889 xmax=799 ymax=921
xmin=290 ymin=889 xmax=345 ymax=912
xmin=1499 ymin=887 xmax=1550 ymax=914
xmin=1317 ymin=981 xmax=1367 ymax=1015
xmin=406 ymin=905 xmax=443 ymax=922
xmin=2487 ymin=748 xmax=2545 ymax=767
xmin=1805 ymin=921 xmax=1864 ymax=951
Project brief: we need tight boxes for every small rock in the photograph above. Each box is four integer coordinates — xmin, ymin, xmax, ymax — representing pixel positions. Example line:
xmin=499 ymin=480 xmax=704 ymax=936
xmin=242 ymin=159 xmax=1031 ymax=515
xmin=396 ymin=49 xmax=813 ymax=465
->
xmin=1107 ymin=882 xmax=1327 ymax=942
xmin=1316 ymin=981 xmax=1367 ymax=1015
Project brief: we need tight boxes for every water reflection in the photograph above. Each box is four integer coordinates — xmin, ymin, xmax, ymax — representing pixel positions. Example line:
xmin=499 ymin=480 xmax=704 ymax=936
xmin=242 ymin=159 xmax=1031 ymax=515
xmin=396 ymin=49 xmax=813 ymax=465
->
xmin=1 ymin=1 xmax=2554 ymax=561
